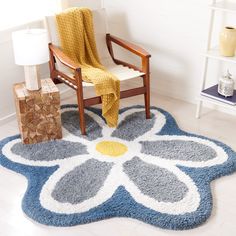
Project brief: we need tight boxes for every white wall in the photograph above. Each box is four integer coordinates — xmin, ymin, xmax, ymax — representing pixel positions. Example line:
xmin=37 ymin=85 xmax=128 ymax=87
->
xmin=104 ymin=0 xmax=236 ymax=110
xmin=1 ymin=0 xmax=236 ymax=122
xmin=62 ymin=0 xmax=102 ymax=9
xmin=103 ymin=0 xmax=207 ymax=101
xmin=0 ymin=0 xmax=102 ymax=123
xmin=0 ymin=21 xmax=49 ymax=122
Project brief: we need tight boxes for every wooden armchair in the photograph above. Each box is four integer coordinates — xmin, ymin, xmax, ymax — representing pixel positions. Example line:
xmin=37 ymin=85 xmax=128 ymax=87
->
xmin=45 ymin=9 xmax=151 ymax=135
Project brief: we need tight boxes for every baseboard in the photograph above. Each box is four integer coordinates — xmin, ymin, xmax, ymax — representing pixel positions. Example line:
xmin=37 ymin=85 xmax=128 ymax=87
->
xmin=153 ymin=87 xmax=236 ymax=117
xmin=0 ymin=85 xmax=235 ymax=126
xmin=0 ymin=113 xmax=16 ymax=126
xmin=152 ymin=87 xmax=197 ymax=105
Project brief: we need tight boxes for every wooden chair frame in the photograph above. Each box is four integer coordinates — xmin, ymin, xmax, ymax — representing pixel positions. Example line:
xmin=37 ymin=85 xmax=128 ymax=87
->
xmin=49 ymin=33 xmax=151 ymax=135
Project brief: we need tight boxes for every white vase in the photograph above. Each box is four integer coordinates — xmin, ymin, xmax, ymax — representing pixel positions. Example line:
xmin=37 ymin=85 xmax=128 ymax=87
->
xmin=219 ymin=26 xmax=236 ymax=57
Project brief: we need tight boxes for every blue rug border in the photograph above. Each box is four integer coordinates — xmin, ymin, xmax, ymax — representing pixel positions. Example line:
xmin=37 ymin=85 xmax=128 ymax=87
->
xmin=0 ymin=105 xmax=235 ymax=230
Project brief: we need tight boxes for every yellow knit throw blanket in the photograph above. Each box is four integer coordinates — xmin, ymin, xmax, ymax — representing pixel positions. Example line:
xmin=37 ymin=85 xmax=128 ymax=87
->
xmin=56 ymin=7 xmax=120 ymax=127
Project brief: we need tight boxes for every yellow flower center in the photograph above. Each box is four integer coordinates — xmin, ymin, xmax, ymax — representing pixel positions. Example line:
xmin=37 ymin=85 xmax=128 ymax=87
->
xmin=96 ymin=141 xmax=128 ymax=157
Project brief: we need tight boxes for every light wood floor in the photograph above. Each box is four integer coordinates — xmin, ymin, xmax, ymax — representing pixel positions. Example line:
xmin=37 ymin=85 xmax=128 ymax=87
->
xmin=0 ymin=91 xmax=236 ymax=236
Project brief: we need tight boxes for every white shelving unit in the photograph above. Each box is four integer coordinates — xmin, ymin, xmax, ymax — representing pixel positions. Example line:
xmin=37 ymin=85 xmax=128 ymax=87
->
xmin=196 ymin=0 xmax=236 ymax=118
xmin=210 ymin=1 xmax=236 ymax=13
xmin=205 ymin=47 xmax=236 ymax=63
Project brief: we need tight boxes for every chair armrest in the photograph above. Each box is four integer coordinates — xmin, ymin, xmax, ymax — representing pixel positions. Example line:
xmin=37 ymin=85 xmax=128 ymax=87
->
xmin=49 ymin=43 xmax=79 ymax=71
xmin=106 ymin=34 xmax=151 ymax=58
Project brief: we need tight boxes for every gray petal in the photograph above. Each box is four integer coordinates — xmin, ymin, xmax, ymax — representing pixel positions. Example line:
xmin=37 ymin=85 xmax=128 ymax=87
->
xmin=141 ymin=140 xmax=217 ymax=161
xmin=11 ymin=140 xmax=88 ymax=161
xmin=52 ymin=159 xmax=113 ymax=204
xmin=62 ymin=110 xmax=102 ymax=141
xmin=123 ymin=157 xmax=188 ymax=202
xmin=112 ymin=111 xmax=155 ymax=141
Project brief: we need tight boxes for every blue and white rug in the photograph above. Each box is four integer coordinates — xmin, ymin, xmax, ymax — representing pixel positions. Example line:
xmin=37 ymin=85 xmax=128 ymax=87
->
xmin=0 ymin=105 xmax=236 ymax=230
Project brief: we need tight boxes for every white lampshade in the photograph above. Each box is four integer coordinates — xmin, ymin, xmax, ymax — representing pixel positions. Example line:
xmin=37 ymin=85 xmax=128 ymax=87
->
xmin=12 ymin=29 xmax=49 ymax=66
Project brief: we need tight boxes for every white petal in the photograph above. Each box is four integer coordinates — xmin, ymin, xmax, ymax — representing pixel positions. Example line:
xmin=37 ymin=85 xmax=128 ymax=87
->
xmin=2 ymin=138 xmax=90 ymax=167
xmin=40 ymin=163 xmax=121 ymax=214
xmin=111 ymin=107 xmax=166 ymax=141
xmin=139 ymin=135 xmax=228 ymax=168
xmin=62 ymin=107 xmax=105 ymax=142
xmin=122 ymin=159 xmax=200 ymax=215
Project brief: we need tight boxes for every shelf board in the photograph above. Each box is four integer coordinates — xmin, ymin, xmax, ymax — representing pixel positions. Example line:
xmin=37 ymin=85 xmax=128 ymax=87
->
xmin=210 ymin=1 xmax=236 ymax=13
xmin=201 ymin=84 xmax=236 ymax=106
xmin=204 ymin=47 xmax=236 ymax=64
xmin=199 ymin=95 xmax=236 ymax=110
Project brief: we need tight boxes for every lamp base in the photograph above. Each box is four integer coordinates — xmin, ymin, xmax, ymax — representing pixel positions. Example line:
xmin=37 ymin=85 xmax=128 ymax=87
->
xmin=24 ymin=65 xmax=41 ymax=91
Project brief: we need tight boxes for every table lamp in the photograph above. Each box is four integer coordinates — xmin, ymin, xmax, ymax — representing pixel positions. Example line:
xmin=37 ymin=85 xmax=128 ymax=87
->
xmin=12 ymin=29 xmax=49 ymax=91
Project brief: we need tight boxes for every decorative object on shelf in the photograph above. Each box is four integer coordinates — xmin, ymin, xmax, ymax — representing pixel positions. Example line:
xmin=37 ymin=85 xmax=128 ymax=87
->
xmin=13 ymin=78 xmax=62 ymax=144
xmin=218 ymin=70 xmax=235 ymax=97
xmin=12 ymin=29 xmax=49 ymax=91
xmin=219 ymin=26 xmax=236 ymax=57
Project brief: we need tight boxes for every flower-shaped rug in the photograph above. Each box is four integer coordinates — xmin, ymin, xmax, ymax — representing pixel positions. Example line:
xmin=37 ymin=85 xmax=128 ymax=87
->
xmin=0 ymin=105 xmax=236 ymax=230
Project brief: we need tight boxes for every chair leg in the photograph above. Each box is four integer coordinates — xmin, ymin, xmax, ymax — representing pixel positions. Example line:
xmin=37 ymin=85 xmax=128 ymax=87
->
xmin=75 ymin=68 xmax=86 ymax=135
xmin=143 ymin=74 xmax=151 ymax=119
xmin=76 ymin=90 xmax=86 ymax=135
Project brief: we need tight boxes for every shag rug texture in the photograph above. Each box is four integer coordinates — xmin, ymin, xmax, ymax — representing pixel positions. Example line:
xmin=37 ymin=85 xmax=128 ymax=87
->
xmin=0 ymin=105 xmax=236 ymax=230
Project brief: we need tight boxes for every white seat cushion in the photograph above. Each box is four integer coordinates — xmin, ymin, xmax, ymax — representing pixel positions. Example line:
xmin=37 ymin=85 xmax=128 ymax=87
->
xmin=59 ymin=63 xmax=145 ymax=87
